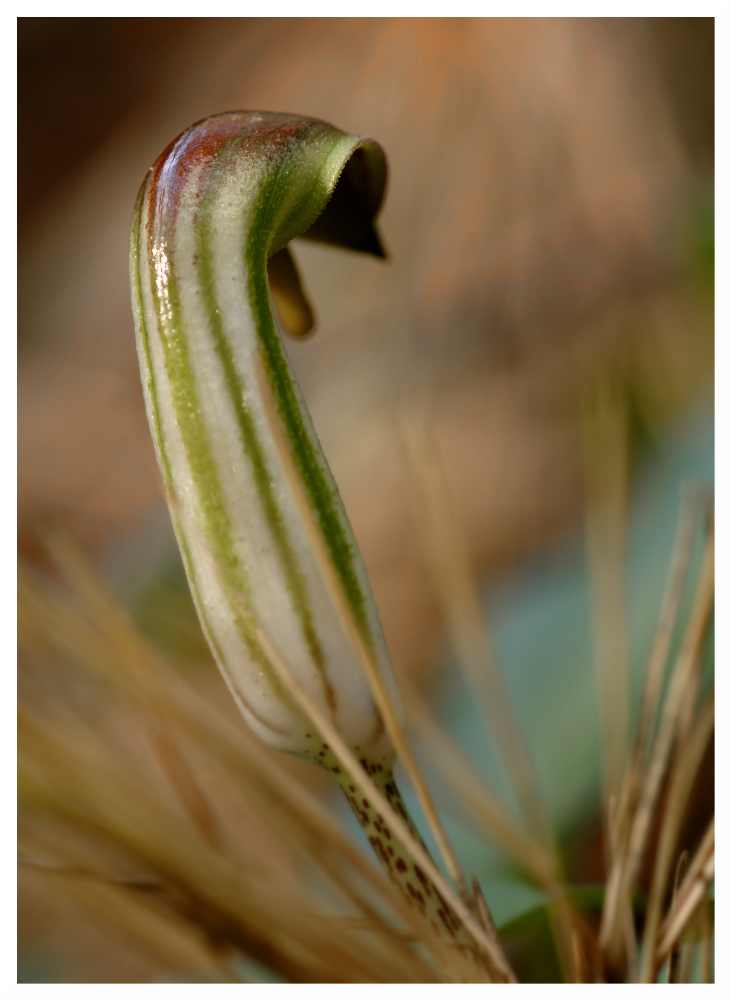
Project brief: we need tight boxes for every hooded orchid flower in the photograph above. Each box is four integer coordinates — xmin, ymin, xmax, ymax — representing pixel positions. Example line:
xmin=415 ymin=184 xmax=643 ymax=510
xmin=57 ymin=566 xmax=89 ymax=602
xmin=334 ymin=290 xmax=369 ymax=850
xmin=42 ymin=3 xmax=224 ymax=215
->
xmin=130 ymin=111 xmax=511 ymax=978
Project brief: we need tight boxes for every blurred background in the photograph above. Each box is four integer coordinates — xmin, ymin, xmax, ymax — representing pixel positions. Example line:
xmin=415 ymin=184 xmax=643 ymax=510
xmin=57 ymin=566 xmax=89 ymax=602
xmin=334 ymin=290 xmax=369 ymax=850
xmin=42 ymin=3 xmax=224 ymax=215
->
xmin=18 ymin=18 xmax=713 ymax=982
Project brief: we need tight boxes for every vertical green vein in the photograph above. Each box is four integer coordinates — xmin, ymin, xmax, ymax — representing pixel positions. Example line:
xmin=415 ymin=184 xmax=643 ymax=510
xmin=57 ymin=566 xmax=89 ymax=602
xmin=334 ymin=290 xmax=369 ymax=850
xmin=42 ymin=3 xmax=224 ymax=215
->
xmin=144 ymin=211 xmax=284 ymax=696
xmin=133 ymin=183 xmax=231 ymax=694
xmin=195 ymin=200 xmax=331 ymax=698
xmin=246 ymin=206 xmax=372 ymax=647
xmin=132 ymin=184 xmax=220 ymax=682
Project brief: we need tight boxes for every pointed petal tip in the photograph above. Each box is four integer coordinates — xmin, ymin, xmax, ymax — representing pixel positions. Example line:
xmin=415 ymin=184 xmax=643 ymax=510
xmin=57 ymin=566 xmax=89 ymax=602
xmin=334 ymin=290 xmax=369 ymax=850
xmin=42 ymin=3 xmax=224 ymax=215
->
xmin=363 ymin=226 xmax=387 ymax=259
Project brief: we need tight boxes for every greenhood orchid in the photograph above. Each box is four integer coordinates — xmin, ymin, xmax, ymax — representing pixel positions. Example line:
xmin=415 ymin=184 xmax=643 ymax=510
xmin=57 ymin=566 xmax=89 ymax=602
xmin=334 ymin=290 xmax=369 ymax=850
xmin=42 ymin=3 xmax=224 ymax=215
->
xmin=130 ymin=111 xmax=510 ymax=978
xmin=130 ymin=111 xmax=399 ymax=766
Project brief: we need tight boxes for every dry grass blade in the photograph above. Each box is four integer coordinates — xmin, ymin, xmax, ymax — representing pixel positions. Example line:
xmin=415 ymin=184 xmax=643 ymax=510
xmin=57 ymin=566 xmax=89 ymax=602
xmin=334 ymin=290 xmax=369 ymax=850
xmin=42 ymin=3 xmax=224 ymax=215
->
xmin=666 ymin=850 xmax=689 ymax=983
xmin=401 ymin=408 xmax=589 ymax=980
xmin=403 ymin=675 xmax=593 ymax=983
xmin=624 ymin=527 xmax=713 ymax=880
xmin=606 ymin=485 xmax=703 ymax=966
xmin=398 ymin=404 xmax=551 ymax=848
xmin=397 ymin=404 xmax=585 ymax=980
xmin=471 ymin=875 xmax=498 ymax=943
xmin=471 ymin=875 xmax=511 ymax=982
xmin=606 ymin=796 xmax=639 ymax=983
xmin=19 ymin=551 xmax=443 ymax=983
xmin=640 ymin=689 xmax=714 ymax=982
xmin=20 ymin=703 xmax=436 ymax=984
xmin=22 ymin=858 xmax=241 ymax=982
xmin=256 ymin=364 xmax=475 ymax=914
xmin=36 ymin=533 xmax=498 ymax=979
xmin=571 ymin=930 xmax=588 ymax=984
xmin=403 ymin=678 xmax=554 ymax=884
xmin=30 ymin=534 xmax=221 ymax=850
xmin=144 ymin=721 xmax=221 ymax=850
xmin=699 ymin=898 xmax=713 ymax=983
xmin=162 ymin=703 xmax=431 ymax=957
xmin=582 ymin=377 xmax=631 ymax=844
xmin=656 ymin=818 xmax=714 ymax=964
xmin=622 ymin=906 xmax=639 ymax=983
xmin=21 ymin=552 xmax=445 ymax=973
xmin=248 ymin=613 xmax=515 ymax=981
xmin=631 ymin=486 xmax=703 ymax=782
xmin=18 ymin=713 xmax=296 ymax=981
xmin=601 ymin=521 xmax=714 ymax=959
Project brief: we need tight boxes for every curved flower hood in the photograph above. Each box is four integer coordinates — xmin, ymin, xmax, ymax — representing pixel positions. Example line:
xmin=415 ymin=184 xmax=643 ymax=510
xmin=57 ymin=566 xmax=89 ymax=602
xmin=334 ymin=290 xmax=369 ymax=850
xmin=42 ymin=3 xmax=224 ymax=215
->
xmin=130 ymin=111 xmax=401 ymax=766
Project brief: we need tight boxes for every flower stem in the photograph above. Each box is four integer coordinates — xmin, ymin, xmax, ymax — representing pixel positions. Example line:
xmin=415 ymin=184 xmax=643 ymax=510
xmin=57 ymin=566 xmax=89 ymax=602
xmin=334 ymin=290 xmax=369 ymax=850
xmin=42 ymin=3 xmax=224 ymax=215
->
xmin=333 ymin=765 xmax=471 ymax=947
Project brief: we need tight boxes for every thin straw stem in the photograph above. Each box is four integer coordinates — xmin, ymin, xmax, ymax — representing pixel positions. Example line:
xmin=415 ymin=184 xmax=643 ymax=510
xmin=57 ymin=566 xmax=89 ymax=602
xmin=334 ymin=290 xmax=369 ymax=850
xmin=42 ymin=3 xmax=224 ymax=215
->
xmin=257 ymin=366 xmax=473 ymax=910
xmin=582 ymin=378 xmax=631 ymax=848
xmin=21 ymin=544 xmax=443 ymax=967
xmin=656 ymin=818 xmax=714 ymax=964
xmin=403 ymin=679 xmax=554 ymax=884
xmin=249 ymin=615 xmax=516 ymax=981
xmin=399 ymin=406 xmax=551 ymax=847
xmin=640 ymin=690 xmax=714 ymax=982
xmin=39 ymin=533 xmax=222 ymax=849
xmin=699 ymin=899 xmax=713 ymax=983
xmin=665 ymin=851 xmax=689 ymax=983
xmin=471 ymin=874 xmax=509 ymax=981
xmin=601 ymin=526 xmax=714 ymax=957
xmin=634 ymin=486 xmax=703 ymax=771
xmin=610 ymin=486 xmax=702 ymax=916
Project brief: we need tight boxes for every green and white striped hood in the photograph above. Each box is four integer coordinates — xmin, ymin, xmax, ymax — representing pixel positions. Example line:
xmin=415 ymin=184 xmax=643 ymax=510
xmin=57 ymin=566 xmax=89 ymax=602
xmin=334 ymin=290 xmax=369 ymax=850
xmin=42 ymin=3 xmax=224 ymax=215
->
xmin=130 ymin=111 xmax=402 ymax=766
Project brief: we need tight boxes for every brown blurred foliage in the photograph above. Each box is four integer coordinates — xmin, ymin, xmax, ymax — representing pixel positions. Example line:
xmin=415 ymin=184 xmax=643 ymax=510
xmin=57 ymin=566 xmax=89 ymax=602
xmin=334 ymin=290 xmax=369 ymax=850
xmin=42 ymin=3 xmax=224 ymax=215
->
xmin=18 ymin=17 xmax=713 ymax=676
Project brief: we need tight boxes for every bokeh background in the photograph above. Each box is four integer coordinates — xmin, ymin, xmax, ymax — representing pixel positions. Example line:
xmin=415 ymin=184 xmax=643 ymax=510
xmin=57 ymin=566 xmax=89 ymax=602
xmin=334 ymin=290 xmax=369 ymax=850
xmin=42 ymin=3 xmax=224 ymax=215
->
xmin=18 ymin=18 xmax=714 ymax=982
